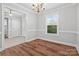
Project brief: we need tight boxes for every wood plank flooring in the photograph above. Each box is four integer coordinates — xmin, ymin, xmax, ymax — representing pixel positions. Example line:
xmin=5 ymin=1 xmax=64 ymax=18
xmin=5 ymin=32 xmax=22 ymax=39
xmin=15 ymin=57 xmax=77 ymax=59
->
xmin=0 ymin=39 xmax=78 ymax=56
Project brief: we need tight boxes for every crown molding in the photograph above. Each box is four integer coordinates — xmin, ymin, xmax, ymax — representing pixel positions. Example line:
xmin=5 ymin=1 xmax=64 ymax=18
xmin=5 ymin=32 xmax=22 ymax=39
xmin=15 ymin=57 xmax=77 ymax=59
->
xmin=2 ymin=3 xmax=36 ymax=14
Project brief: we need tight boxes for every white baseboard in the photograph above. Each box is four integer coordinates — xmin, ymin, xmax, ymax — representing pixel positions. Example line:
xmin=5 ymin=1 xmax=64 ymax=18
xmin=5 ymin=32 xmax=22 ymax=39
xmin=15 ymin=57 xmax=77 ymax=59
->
xmin=0 ymin=38 xmax=37 ymax=52
xmin=26 ymin=38 xmax=37 ymax=42
xmin=12 ymin=37 xmax=79 ymax=54
xmin=0 ymin=48 xmax=2 ymax=51
xmin=36 ymin=37 xmax=76 ymax=47
xmin=36 ymin=37 xmax=79 ymax=53
xmin=0 ymin=48 xmax=4 ymax=52
xmin=75 ymin=45 xmax=79 ymax=54
xmin=1 ymin=37 xmax=79 ymax=54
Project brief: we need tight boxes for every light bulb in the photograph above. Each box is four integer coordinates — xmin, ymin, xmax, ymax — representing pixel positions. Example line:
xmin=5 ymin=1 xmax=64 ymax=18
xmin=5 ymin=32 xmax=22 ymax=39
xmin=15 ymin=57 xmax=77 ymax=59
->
xmin=9 ymin=13 xmax=12 ymax=16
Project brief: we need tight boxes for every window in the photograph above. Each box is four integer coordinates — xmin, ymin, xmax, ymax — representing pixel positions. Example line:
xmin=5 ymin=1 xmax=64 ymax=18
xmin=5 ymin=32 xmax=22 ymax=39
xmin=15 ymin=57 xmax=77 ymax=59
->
xmin=46 ymin=15 xmax=58 ymax=34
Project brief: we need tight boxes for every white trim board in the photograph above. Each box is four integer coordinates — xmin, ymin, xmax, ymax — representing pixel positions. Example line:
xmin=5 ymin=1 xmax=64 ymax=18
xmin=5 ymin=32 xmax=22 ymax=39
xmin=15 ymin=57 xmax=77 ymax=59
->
xmin=0 ymin=38 xmax=37 ymax=52
xmin=59 ymin=31 xmax=77 ymax=34
xmin=25 ymin=38 xmax=37 ymax=42
xmin=36 ymin=37 xmax=77 ymax=47
xmin=76 ymin=45 xmax=79 ymax=54
xmin=0 ymin=37 xmax=79 ymax=54
xmin=0 ymin=48 xmax=1 ymax=51
xmin=0 ymin=48 xmax=3 ymax=52
xmin=59 ymin=30 xmax=79 ymax=35
xmin=36 ymin=37 xmax=79 ymax=53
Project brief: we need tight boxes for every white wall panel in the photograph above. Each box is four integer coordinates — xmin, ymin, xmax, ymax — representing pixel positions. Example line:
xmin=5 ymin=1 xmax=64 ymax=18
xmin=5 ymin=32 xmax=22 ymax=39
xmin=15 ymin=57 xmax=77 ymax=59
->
xmin=37 ymin=4 xmax=77 ymax=44
xmin=0 ymin=3 xmax=2 ymax=50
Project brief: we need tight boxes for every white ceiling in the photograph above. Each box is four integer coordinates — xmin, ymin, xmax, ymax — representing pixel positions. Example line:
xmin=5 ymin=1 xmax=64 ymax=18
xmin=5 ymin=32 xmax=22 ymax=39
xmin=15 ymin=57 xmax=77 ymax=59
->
xmin=18 ymin=3 xmax=66 ymax=11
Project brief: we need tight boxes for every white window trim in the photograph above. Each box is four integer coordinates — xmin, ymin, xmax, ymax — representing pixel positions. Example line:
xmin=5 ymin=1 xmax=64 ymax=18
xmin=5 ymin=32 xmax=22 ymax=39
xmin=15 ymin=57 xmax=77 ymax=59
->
xmin=45 ymin=13 xmax=59 ymax=36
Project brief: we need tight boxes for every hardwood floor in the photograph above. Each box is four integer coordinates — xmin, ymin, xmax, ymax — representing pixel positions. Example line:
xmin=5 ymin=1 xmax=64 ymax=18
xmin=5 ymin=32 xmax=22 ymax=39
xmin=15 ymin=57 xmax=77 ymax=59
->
xmin=0 ymin=39 xmax=78 ymax=56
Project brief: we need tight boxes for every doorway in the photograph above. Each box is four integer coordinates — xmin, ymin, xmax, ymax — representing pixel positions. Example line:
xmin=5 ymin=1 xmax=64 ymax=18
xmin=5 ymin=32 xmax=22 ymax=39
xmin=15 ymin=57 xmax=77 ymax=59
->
xmin=4 ymin=17 xmax=8 ymax=39
xmin=3 ymin=7 xmax=26 ymax=49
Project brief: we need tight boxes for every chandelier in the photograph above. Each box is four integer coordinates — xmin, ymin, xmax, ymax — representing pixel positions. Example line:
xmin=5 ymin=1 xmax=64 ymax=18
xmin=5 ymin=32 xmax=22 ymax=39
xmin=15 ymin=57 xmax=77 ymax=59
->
xmin=32 ymin=3 xmax=45 ymax=13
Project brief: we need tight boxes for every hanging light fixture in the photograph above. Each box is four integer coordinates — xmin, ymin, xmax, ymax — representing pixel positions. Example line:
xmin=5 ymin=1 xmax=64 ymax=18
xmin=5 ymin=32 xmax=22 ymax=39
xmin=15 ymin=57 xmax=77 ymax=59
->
xmin=32 ymin=3 xmax=45 ymax=13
